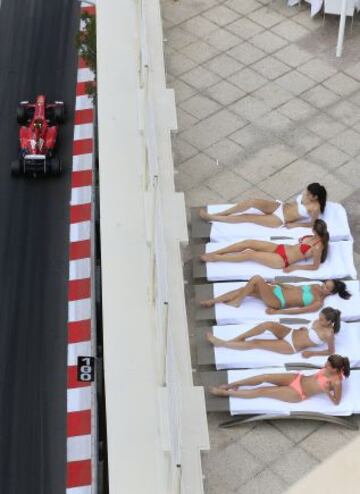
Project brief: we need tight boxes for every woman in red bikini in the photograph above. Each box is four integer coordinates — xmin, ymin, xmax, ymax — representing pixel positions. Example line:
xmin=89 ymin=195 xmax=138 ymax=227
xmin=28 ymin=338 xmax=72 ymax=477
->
xmin=200 ymin=219 xmax=329 ymax=273
xmin=209 ymin=354 xmax=350 ymax=404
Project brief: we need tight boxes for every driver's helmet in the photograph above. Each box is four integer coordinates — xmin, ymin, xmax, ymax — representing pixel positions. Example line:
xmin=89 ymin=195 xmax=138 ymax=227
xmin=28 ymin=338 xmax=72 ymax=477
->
xmin=33 ymin=119 xmax=43 ymax=130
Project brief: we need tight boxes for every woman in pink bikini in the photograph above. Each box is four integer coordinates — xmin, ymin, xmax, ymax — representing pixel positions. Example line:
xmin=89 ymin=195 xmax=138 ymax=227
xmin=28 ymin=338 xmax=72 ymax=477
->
xmin=200 ymin=219 xmax=329 ymax=273
xmin=209 ymin=354 xmax=350 ymax=404
xmin=207 ymin=307 xmax=340 ymax=358
xmin=199 ymin=183 xmax=327 ymax=228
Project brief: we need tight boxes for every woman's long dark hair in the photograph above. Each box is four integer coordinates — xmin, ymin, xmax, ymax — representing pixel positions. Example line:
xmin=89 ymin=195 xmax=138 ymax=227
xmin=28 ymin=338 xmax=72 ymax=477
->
xmin=307 ymin=183 xmax=327 ymax=213
xmin=321 ymin=307 xmax=341 ymax=333
xmin=330 ymin=280 xmax=351 ymax=300
xmin=328 ymin=354 xmax=350 ymax=377
xmin=313 ymin=219 xmax=329 ymax=263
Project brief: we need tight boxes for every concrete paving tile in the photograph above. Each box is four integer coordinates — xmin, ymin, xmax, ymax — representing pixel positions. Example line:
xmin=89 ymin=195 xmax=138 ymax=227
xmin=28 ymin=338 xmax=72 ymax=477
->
xmin=204 ymin=138 xmax=244 ymax=166
xmin=330 ymin=128 xmax=360 ymax=156
xmin=306 ymin=143 xmax=350 ymax=170
xmin=344 ymin=61 xmax=360 ymax=81
xmin=343 ymin=191 xmax=360 ymax=252
xmin=229 ymin=95 xmax=271 ymax=121
xmin=280 ymin=126 xmax=323 ymax=154
xmin=166 ymin=51 xmax=198 ymax=76
xmin=234 ymin=143 xmax=297 ymax=183
xmin=184 ymin=184 xmax=227 ymax=207
xmin=229 ymin=67 xmax=268 ymax=93
xmin=297 ymin=57 xmax=337 ymax=83
xmin=278 ymin=97 xmax=316 ymax=121
xmin=180 ymin=40 xmax=220 ymax=64
xmin=240 ymin=423 xmax=294 ymax=464
xmin=204 ymin=53 xmax=244 ymax=77
xmin=251 ymin=55 xmax=291 ymax=80
xmin=275 ymin=70 xmax=316 ymax=95
xmin=203 ymin=4 xmax=240 ymax=27
xmin=271 ymin=19 xmax=310 ymax=42
xmin=227 ymin=17 xmax=265 ymax=40
xmin=172 ymin=136 xmax=198 ymax=164
xmin=229 ymin=124 xmax=272 ymax=150
xmin=274 ymin=44 xmax=313 ymax=68
xmin=177 ymin=152 xmax=220 ymax=183
xmin=316 ymin=172 xmax=354 ymax=202
xmin=205 ymin=27 xmax=241 ymax=51
xmin=180 ymin=109 xmax=246 ymax=149
xmin=161 ymin=2 xmax=207 ymax=26
xmin=251 ymin=30 xmax=288 ymax=53
xmin=206 ymin=413 xmax=257 ymax=450
xmin=205 ymin=169 xmax=252 ymax=198
xmin=180 ymin=94 xmax=221 ymax=120
xmin=171 ymin=78 xmax=197 ymax=104
xmin=181 ymin=66 xmax=221 ymax=90
xmin=254 ymin=82 xmax=293 ymax=108
xmin=271 ymin=446 xmax=319 ymax=484
xmin=336 ymin=159 xmax=360 ymax=187
xmin=205 ymin=80 xmax=246 ymax=106
xmin=239 ymin=468 xmax=287 ymax=494
xmin=174 ymin=169 xmax=197 ymax=192
xmin=301 ymin=84 xmax=340 ymax=109
xmin=325 ymin=100 xmax=360 ymax=126
xmin=271 ymin=419 xmax=323 ymax=443
xmin=228 ymin=41 xmax=267 ymax=65
xmin=306 ymin=113 xmax=346 ymax=139
xmin=181 ymin=16 xmax=219 ymax=37
xmin=231 ymin=185 xmax=276 ymax=202
xmin=300 ymin=424 xmax=350 ymax=461
xmin=176 ymin=107 xmax=198 ymax=132
xmin=166 ymin=26 xmax=198 ymax=50
xmin=259 ymin=160 xmax=325 ymax=200
xmin=225 ymin=0 xmax=263 ymax=15
xmin=258 ymin=110 xmax=293 ymax=134
xmin=248 ymin=5 xmax=286 ymax=28
xmin=323 ymin=72 xmax=360 ymax=97
xmin=291 ymin=9 xmax=324 ymax=30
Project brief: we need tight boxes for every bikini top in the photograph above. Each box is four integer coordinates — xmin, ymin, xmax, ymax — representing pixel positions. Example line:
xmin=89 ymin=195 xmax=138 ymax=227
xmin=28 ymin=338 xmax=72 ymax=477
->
xmin=307 ymin=327 xmax=324 ymax=346
xmin=296 ymin=194 xmax=312 ymax=220
xmin=315 ymin=368 xmax=343 ymax=391
xmin=299 ymin=235 xmax=322 ymax=256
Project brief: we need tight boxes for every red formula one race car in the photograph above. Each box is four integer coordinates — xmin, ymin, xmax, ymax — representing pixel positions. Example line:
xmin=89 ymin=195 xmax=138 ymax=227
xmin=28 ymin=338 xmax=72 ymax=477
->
xmin=11 ymin=95 xmax=65 ymax=177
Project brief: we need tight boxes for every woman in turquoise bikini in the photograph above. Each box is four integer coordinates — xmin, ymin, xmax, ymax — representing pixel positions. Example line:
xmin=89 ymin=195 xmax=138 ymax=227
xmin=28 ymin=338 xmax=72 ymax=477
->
xmin=200 ymin=275 xmax=351 ymax=315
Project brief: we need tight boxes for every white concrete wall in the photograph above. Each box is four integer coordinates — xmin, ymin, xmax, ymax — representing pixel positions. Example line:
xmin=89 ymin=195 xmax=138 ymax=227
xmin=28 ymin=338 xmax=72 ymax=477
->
xmin=96 ymin=0 xmax=209 ymax=492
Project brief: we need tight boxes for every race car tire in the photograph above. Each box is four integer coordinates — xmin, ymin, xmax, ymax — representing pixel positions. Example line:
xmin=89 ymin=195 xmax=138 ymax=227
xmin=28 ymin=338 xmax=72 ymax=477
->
xmin=11 ymin=159 xmax=22 ymax=176
xmin=50 ymin=158 xmax=61 ymax=176
xmin=16 ymin=105 xmax=28 ymax=124
xmin=54 ymin=105 xmax=65 ymax=124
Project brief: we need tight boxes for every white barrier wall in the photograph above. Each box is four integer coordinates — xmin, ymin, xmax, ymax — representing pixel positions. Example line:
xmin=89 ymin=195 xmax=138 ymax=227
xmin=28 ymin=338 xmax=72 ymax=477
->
xmin=97 ymin=0 xmax=209 ymax=493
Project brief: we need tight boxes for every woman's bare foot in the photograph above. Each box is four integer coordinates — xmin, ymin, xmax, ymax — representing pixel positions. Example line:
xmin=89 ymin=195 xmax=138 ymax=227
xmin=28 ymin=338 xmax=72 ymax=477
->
xmin=200 ymin=299 xmax=215 ymax=308
xmin=206 ymin=332 xmax=225 ymax=347
xmin=199 ymin=208 xmax=212 ymax=221
xmin=209 ymin=386 xmax=229 ymax=397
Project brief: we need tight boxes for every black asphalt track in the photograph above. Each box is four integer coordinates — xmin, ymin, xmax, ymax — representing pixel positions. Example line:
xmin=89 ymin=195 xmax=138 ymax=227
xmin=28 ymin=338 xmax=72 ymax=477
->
xmin=0 ymin=1 xmax=80 ymax=492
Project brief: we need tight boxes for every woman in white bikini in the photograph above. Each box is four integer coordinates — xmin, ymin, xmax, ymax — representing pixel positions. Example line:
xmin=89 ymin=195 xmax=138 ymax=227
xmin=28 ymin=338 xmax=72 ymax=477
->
xmin=200 ymin=219 xmax=329 ymax=273
xmin=207 ymin=307 xmax=341 ymax=358
xmin=199 ymin=183 xmax=327 ymax=228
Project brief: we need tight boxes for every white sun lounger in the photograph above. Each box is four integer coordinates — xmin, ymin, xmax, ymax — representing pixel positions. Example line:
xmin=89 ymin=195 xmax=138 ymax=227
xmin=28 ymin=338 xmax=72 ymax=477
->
xmin=202 ymin=240 xmax=357 ymax=282
xmin=211 ymin=322 xmax=360 ymax=370
xmin=205 ymin=202 xmax=352 ymax=242
xmin=209 ymin=280 xmax=360 ymax=325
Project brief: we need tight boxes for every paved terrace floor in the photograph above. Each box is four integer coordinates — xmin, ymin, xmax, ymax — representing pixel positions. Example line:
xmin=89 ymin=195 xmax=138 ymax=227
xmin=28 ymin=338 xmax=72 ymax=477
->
xmin=160 ymin=0 xmax=360 ymax=492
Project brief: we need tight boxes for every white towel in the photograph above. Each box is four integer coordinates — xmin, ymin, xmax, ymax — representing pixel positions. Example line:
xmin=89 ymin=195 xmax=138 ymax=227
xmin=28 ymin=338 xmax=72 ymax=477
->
xmin=213 ymin=322 xmax=360 ymax=369
xmin=204 ymin=240 xmax=357 ymax=281
xmin=226 ymin=368 xmax=360 ymax=416
xmin=213 ymin=280 xmax=360 ymax=324
xmin=207 ymin=202 xmax=352 ymax=243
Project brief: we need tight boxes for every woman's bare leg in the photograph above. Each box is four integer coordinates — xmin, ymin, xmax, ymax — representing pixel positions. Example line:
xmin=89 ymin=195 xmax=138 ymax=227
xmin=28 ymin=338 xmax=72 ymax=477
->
xmin=207 ymin=335 xmax=293 ymax=354
xmin=199 ymin=211 xmax=282 ymax=227
xmin=201 ymin=199 xmax=279 ymax=217
xmin=236 ymin=322 xmax=291 ymax=341
xmin=200 ymin=240 xmax=278 ymax=261
xmin=201 ymin=250 xmax=285 ymax=268
xmin=222 ymin=372 xmax=297 ymax=389
xmin=210 ymin=385 xmax=300 ymax=402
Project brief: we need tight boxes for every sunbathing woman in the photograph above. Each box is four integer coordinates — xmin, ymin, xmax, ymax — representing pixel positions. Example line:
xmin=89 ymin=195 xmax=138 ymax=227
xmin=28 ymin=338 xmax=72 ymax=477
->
xmin=199 ymin=183 xmax=327 ymax=228
xmin=200 ymin=219 xmax=329 ymax=273
xmin=207 ymin=307 xmax=341 ymax=358
xmin=200 ymin=275 xmax=351 ymax=315
xmin=209 ymin=354 xmax=350 ymax=404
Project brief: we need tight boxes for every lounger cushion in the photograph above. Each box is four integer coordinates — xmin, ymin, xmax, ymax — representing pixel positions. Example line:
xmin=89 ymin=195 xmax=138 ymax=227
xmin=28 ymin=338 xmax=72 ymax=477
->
xmin=226 ymin=368 xmax=360 ymax=416
xmin=207 ymin=202 xmax=352 ymax=242
xmin=212 ymin=322 xmax=360 ymax=369
xmin=205 ymin=240 xmax=357 ymax=281
xmin=213 ymin=280 xmax=360 ymax=324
